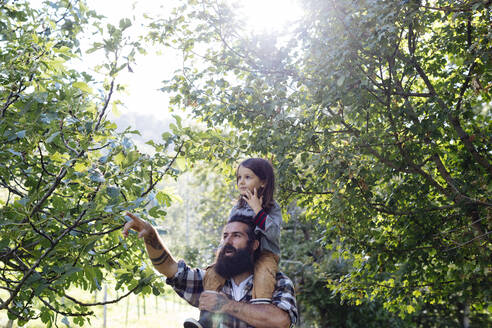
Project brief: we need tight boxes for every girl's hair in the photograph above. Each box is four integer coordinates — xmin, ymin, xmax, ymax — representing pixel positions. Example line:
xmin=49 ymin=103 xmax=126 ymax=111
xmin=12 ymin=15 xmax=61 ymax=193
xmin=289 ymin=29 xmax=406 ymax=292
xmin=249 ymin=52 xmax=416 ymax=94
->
xmin=236 ymin=158 xmax=275 ymax=212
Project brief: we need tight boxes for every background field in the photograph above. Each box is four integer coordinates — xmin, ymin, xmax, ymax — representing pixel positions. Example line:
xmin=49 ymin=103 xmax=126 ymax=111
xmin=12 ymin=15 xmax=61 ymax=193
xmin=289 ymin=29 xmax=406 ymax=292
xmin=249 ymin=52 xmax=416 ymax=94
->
xmin=0 ymin=287 xmax=199 ymax=328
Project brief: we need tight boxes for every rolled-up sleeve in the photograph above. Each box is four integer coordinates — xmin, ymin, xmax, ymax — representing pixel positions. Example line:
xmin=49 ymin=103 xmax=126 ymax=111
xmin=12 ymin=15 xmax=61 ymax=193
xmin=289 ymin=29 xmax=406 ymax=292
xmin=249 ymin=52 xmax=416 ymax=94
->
xmin=165 ymin=260 xmax=205 ymax=307
xmin=272 ymin=272 xmax=298 ymax=326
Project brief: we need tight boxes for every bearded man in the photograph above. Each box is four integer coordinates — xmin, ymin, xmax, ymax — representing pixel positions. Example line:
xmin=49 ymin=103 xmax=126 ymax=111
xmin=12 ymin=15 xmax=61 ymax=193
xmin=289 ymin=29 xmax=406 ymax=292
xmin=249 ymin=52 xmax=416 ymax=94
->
xmin=123 ymin=213 xmax=297 ymax=328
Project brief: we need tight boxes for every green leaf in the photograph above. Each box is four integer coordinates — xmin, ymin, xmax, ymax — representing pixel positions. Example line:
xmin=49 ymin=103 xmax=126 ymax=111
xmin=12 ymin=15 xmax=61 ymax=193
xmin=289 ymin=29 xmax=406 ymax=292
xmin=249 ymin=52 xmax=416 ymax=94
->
xmin=337 ymin=75 xmax=345 ymax=86
xmin=176 ymin=157 xmax=186 ymax=171
xmin=46 ymin=131 xmax=60 ymax=143
xmin=119 ymin=18 xmax=132 ymax=30
xmin=72 ymin=81 xmax=93 ymax=94
xmin=156 ymin=191 xmax=171 ymax=206
xmin=89 ymin=170 xmax=105 ymax=183
xmin=73 ymin=162 xmax=87 ymax=172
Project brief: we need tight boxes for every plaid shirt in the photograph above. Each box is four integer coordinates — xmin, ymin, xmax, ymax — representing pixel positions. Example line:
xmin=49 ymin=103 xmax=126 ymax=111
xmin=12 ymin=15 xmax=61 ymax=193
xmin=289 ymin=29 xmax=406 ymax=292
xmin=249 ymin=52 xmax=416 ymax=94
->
xmin=166 ymin=260 xmax=298 ymax=327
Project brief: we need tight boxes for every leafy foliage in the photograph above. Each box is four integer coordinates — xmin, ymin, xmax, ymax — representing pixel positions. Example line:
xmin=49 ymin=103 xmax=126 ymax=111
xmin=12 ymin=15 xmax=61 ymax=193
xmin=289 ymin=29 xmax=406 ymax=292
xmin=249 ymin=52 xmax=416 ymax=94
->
xmin=148 ymin=0 xmax=491 ymax=325
xmin=280 ymin=208 xmax=412 ymax=328
xmin=0 ymin=1 xmax=181 ymax=326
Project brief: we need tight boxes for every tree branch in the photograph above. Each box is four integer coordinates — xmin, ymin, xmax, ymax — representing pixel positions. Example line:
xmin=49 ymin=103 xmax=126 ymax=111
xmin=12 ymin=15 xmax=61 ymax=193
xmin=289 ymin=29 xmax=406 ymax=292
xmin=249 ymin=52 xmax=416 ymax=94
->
xmin=0 ymin=176 xmax=25 ymax=198
xmin=141 ymin=141 xmax=184 ymax=197
xmin=94 ymin=79 xmax=115 ymax=132
xmin=392 ymin=91 xmax=431 ymax=97
xmin=443 ymin=231 xmax=492 ymax=252
xmin=0 ymin=76 xmax=30 ymax=118
xmin=0 ymin=208 xmax=89 ymax=311
xmin=37 ymin=143 xmax=56 ymax=177
xmin=62 ymin=284 xmax=140 ymax=306
xmin=59 ymin=118 xmax=79 ymax=154
xmin=285 ymin=188 xmax=333 ymax=195
xmin=450 ymin=61 xmax=492 ymax=174
xmin=38 ymin=296 xmax=93 ymax=317
xmin=419 ymin=1 xmax=483 ymax=13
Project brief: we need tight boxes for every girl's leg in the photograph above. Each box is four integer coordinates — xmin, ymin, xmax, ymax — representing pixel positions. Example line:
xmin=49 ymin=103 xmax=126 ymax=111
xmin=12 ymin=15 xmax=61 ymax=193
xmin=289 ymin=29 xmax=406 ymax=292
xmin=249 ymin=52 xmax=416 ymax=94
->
xmin=252 ymin=251 xmax=279 ymax=301
xmin=203 ymin=264 xmax=225 ymax=292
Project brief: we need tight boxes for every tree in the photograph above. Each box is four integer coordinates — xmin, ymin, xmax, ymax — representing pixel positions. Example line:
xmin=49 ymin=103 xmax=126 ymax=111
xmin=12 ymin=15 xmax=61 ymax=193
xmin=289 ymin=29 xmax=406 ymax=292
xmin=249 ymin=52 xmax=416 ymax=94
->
xmin=0 ymin=1 xmax=181 ymax=326
xmin=280 ymin=205 xmax=415 ymax=328
xmin=148 ymin=0 xmax=491 ymax=325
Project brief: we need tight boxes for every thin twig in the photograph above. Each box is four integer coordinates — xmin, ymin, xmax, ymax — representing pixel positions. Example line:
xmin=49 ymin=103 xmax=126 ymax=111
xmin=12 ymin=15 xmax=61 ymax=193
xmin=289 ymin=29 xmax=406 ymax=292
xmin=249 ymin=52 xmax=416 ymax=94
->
xmin=95 ymin=79 xmax=115 ymax=131
xmin=443 ymin=231 xmax=492 ymax=252
xmin=63 ymin=285 xmax=140 ymax=306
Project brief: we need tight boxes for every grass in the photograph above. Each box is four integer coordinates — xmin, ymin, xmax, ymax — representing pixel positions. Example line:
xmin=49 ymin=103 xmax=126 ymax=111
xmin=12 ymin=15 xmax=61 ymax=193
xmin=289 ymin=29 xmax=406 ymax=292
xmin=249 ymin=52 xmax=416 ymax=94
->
xmin=0 ymin=287 xmax=199 ymax=328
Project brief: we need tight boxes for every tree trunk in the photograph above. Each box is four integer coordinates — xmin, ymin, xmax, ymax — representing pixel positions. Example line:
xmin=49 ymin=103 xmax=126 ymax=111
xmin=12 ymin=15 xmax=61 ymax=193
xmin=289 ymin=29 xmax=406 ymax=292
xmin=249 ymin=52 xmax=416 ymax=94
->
xmin=103 ymin=284 xmax=108 ymax=328
xmin=125 ymin=296 xmax=130 ymax=327
xmin=462 ymin=301 xmax=470 ymax=328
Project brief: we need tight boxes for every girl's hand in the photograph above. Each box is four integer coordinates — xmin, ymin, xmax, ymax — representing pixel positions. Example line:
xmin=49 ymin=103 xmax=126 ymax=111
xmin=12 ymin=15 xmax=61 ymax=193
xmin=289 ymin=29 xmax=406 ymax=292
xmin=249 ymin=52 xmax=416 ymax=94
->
xmin=243 ymin=188 xmax=263 ymax=215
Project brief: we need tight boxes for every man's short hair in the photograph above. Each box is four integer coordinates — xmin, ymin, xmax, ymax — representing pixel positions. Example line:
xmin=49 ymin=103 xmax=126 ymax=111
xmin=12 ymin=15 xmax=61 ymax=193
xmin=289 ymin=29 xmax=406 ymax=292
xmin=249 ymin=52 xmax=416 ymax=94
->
xmin=228 ymin=214 xmax=257 ymax=241
xmin=227 ymin=214 xmax=261 ymax=261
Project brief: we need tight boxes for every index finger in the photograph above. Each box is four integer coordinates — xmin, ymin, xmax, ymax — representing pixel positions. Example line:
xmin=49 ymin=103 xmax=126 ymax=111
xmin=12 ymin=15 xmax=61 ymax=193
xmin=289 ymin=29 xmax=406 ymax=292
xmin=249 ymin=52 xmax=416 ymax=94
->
xmin=122 ymin=212 xmax=143 ymax=237
xmin=125 ymin=212 xmax=142 ymax=222
xmin=122 ymin=219 xmax=135 ymax=237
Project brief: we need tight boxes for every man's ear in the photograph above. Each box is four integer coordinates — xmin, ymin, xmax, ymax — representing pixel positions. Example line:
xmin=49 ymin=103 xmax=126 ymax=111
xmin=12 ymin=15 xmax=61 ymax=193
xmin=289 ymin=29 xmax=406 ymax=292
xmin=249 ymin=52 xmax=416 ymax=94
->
xmin=252 ymin=239 xmax=260 ymax=252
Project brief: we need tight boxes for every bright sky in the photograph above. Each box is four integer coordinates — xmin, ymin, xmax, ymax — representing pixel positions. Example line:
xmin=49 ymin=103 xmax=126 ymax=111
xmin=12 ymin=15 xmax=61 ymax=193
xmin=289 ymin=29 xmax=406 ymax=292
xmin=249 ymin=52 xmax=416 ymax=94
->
xmin=80 ymin=0 xmax=302 ymax=147
xmin=80 ymin=0 xmax=181 ymax=148
xmin=84 ymin=0 xmax=302 ymax=107
xmin=237 ymin=0 xmax=302 ymax=33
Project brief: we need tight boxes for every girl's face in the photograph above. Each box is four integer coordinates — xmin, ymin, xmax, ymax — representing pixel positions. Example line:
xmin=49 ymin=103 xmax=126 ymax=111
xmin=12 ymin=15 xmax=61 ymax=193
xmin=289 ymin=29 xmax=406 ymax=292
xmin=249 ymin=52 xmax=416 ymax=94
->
xmin=236 ymin=165 xmax=265 ymax=196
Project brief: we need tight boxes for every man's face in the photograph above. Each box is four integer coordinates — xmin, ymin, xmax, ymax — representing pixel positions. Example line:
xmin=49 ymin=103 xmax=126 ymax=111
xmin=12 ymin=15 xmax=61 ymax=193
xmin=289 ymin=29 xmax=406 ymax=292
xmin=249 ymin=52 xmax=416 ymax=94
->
xmin=221 ymin=221 xmax=251 ymax=252
xmin=214 ymin=222 xmax=259 ymax=279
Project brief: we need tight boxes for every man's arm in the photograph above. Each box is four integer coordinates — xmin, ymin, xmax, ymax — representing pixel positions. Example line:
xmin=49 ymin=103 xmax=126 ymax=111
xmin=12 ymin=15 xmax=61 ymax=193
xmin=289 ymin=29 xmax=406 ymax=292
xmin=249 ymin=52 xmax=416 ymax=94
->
xmin=122 ymin=212 xmax=178 ymax=277
xmin=199 ymin=292 xmax=291 ymax=328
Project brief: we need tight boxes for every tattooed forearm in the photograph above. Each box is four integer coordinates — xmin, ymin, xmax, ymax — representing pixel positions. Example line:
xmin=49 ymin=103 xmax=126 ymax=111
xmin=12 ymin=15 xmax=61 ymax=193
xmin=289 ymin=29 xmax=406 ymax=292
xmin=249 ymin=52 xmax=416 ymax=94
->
xmin=150 ymin=250 xmax=170 ymax=266
xmin=144 ymin=231 xmax=163 ymax=250
xmin=212 ymin=293 xmax=230 ymax=312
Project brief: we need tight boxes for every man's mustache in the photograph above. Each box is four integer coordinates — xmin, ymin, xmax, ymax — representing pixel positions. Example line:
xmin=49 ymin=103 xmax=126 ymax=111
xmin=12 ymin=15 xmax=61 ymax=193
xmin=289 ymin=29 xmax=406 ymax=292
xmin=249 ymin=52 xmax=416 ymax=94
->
xmin=221 ymin=244 xmax=236 ymax=254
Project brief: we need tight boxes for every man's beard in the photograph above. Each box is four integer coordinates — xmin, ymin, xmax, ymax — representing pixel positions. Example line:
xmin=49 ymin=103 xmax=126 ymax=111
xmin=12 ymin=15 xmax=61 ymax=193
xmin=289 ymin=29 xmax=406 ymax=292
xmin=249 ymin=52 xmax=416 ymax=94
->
xmin=214 ymin=244 xmax=254 ymax=279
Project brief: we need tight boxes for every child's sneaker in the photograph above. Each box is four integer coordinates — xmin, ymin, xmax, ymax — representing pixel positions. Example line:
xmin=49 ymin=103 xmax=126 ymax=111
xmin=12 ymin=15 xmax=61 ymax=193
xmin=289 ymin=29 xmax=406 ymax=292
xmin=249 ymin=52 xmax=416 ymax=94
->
xmin=183 ymin=310 xmax=213 ymax=328
xmin=183 ymin=318 xmax=205 ymax=328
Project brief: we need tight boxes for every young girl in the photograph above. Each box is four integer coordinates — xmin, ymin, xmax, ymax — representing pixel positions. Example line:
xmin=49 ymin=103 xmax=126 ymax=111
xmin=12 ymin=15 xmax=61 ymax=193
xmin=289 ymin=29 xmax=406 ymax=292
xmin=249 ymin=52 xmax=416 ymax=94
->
xmin=184 ymin=158 xmax=282 ymax=328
